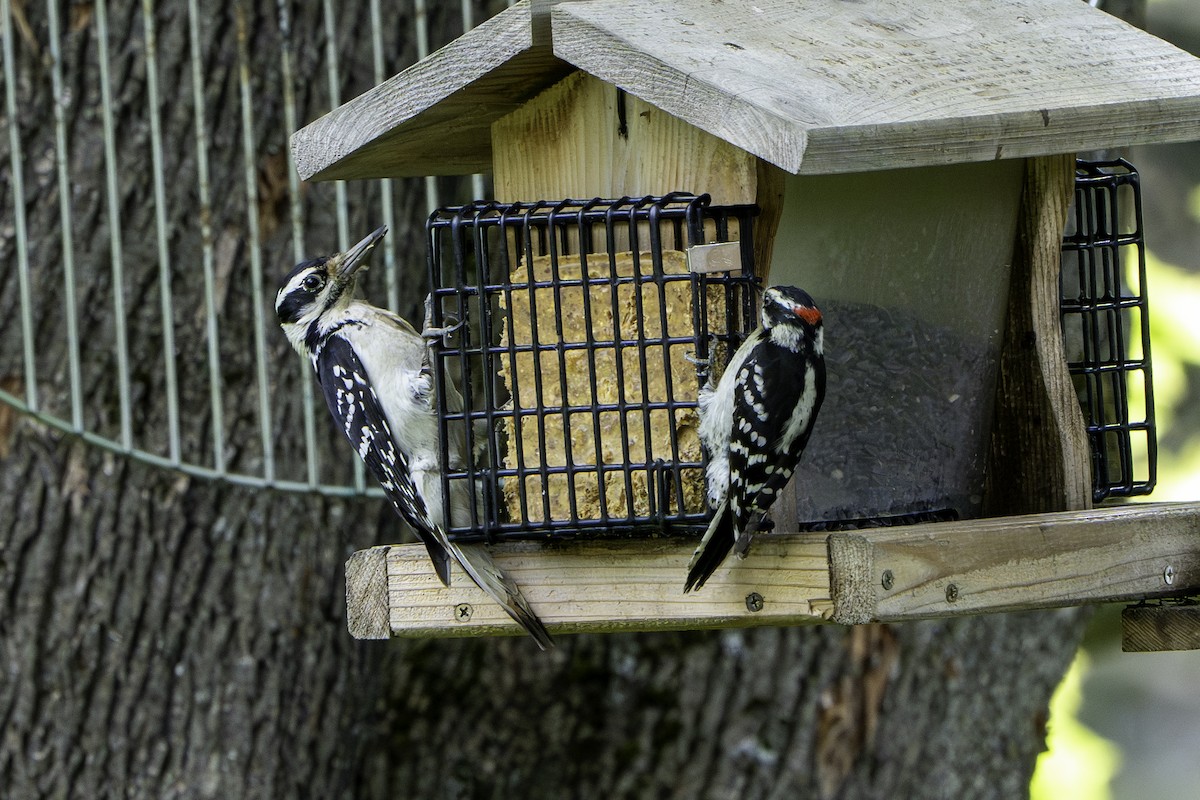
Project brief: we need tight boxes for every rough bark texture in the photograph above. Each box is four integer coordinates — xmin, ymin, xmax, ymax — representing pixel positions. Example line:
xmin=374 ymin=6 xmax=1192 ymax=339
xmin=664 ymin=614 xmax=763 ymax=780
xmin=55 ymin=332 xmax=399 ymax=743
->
xmin=375 ymin=614 xmax=1085 ymax=800
xmin=0 ymin=2 xmax=1087 ymax=798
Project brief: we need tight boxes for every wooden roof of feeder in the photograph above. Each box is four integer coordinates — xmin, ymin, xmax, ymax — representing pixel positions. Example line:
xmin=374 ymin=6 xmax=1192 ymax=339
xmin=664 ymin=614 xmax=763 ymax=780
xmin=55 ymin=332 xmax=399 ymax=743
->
xmin=292 ymin=0 xmax=1200 ymax=182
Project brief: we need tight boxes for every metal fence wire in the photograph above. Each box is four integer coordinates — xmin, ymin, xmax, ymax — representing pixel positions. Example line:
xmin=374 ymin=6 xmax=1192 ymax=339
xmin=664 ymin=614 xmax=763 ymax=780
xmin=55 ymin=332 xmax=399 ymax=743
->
xmin=0 ymin=0 xmax=490 ymax=499
xmin=425 ymin=195 xmax=760 ymax=542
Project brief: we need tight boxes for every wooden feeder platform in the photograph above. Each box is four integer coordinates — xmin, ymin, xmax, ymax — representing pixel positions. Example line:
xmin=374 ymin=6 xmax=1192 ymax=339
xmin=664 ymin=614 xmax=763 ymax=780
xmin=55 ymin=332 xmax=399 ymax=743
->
xmin=347 ymin=502 xmax=1200 ymax=643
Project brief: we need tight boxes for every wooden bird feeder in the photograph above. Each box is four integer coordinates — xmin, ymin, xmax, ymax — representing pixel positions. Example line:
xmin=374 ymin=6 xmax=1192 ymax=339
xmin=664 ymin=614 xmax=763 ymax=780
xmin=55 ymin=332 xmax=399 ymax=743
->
xmin=293 ymin=0 xmax=1200 ymax=649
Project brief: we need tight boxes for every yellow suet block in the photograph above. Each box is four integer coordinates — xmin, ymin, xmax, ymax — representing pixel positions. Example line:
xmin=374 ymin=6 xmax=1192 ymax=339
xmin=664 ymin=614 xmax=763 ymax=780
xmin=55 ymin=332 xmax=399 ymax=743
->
xmin=499 ymin=250 xmax=726 ymax=525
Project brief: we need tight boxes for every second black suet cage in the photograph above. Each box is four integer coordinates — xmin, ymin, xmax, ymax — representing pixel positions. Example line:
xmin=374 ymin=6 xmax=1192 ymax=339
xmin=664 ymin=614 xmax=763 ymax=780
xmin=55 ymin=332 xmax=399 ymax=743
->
xmin=1061 ymin=158 xmax=1157 ymax=502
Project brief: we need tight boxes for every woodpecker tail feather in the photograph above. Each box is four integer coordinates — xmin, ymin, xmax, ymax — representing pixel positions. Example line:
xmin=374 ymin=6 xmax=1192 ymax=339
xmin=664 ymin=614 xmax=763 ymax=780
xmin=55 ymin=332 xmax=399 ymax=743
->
xmin=684 ymin=500 xmax=735 ymax=593
xmin=421 ymin=538 xmax=453 ymax=587
xmin=447 ymin=539 xmax=555 ymax=650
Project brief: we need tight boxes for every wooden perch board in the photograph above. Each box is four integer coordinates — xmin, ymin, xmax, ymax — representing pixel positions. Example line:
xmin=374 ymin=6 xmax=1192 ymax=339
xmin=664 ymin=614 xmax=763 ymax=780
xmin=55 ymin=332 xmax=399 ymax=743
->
xmin=346 ymin=536 xmax=834 ymax=640
xmin=828 ymin=502 xmax=1200 ymax=625
xmin=347 ymin=502 xmax=1200 ymax=640
xmin=1122 ymin=604 xmax=1200 ymax=652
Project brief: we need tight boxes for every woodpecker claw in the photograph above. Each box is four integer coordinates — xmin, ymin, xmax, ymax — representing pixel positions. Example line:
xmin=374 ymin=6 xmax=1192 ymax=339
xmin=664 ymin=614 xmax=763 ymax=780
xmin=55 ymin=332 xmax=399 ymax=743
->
xmin=421 ymin=293 xmax=464 ymax=343
xmin=422 ymin=318 xmax=464 ymax=342
xmin=686 ymin=334 xmax=721 ymax=383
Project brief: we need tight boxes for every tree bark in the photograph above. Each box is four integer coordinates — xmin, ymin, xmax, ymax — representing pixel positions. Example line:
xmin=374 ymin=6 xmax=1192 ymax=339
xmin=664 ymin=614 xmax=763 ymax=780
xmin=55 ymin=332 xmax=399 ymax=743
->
xmin=0 ymin=2 xmax=1087 ymax=798
xmin=375 ymin=613 xmax=1085 ymax=800
xmin=0 ymin=1 xmax=463 ymax=796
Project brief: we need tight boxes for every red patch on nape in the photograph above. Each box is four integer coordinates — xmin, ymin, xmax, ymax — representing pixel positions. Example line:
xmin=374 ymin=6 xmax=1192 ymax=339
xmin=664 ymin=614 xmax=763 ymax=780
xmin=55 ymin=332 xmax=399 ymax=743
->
xmin=795 ymin=305 xmax=822 ymax=325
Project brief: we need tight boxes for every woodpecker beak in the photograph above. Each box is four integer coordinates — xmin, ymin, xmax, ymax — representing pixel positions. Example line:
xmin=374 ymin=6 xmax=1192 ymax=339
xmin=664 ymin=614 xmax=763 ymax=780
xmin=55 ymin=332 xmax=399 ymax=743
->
xmin=334 ymin=225 xmax=388 ymax=282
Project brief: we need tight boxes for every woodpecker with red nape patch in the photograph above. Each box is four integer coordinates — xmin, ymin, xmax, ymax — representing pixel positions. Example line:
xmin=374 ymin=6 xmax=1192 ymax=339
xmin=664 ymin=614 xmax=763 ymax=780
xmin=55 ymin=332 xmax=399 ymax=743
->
xmin=275 ymin=226 xmax=553 ymax=649
xmin=686 ymin=285 xmax=826 ymax=592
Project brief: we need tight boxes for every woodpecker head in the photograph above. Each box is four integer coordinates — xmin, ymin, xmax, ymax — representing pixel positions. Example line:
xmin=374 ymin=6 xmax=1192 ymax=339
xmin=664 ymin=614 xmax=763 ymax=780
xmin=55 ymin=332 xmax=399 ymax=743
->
xmin=761 ymin=285 xmax=823 ymax=353
xmin=275 ymin=226 xmax=387 ymax=354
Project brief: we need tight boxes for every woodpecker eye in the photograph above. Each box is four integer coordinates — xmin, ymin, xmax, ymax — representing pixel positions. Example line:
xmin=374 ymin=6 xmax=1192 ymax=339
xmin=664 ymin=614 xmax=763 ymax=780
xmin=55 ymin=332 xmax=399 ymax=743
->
xmin=302 ymin=274 xmax=324 ymax=292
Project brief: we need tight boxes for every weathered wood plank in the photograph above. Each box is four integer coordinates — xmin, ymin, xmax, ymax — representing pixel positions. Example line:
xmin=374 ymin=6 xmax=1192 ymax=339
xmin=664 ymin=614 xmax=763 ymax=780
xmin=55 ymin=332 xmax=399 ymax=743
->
xmin=345 ymin=547 xmax=391 ymax=639
xmin=295 ymin=0 xmax=1200 ymax=182
xmin=491 ymin=70 xmax=761 ymax=207
xmin=828 ymin=502 xmax=1200 ymax=624
xmin=551 ymin=0 xmax=1200 ymax=175
xmin=984 ymin=154 xmax=1092 ymax=517
xmin=1122 ymin=604 xmax=1200 ymax=652
xmin=290 ymin=1 xmax=574 ymax=180
xmin=355 ymin=537 xmax=834 ymax=640
xmin=347 ymin=502 xmax=1200 ymax=639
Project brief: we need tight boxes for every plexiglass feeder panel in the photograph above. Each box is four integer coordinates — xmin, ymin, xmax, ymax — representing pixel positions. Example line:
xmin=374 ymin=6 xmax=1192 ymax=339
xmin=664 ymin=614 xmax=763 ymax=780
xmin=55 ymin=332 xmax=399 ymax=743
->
xmin=771 ymin=160 xmax=1026 ymax=525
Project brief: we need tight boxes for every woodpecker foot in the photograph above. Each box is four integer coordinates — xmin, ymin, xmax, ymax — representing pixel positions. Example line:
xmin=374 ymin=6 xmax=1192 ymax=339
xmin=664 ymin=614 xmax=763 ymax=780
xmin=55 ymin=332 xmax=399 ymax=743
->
xmin=421 ymin=318 xmax=464 ymax=342
xmin=684 ymin=350 xmax=713 ymax=384
xmin=420 ymin=293 xmax=465 ymax=343
xmin=757 ymin=517 xmax=775 ymax=533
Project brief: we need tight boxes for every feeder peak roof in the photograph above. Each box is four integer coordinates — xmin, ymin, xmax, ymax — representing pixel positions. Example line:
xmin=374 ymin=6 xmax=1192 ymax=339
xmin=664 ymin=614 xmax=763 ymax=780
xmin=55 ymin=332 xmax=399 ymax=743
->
xmin=291 ymin=0 xmax=1200 ymax=181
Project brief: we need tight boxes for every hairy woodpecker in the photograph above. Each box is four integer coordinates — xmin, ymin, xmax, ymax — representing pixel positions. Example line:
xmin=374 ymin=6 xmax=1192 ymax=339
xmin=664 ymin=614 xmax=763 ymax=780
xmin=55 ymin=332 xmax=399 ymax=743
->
xmin=275 ymin=226 xmax=553 ymax=649
xmin=686 ymin=285 xmax=826 ymax=592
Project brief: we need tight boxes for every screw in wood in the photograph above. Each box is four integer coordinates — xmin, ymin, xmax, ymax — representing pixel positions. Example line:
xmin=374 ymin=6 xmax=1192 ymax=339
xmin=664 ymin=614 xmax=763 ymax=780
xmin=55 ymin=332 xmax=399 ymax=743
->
xmin=945 ymin=584 xmax=960 ymax=603
xmin=455 ymin=603 xmax=473 ymax=622
xmin=746 ymin=592 xmax=765 ymax=612
xmin=881 ymin=570 xmax=895 ymax=591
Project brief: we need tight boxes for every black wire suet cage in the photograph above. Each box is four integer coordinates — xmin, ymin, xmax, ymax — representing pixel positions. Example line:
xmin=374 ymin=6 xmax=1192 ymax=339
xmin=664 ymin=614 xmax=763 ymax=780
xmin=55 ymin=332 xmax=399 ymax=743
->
xmin=426 ymin=193 xmax=760 ymax=543
xmin=1061 ymin=158 xmax=1157 ymax=501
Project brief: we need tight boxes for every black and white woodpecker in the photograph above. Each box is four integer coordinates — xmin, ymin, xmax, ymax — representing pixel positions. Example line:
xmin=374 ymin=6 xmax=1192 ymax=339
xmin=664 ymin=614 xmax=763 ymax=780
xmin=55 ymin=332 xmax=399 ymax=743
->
xmin=686 ymin=285 xmax=826 ymax=592
xmin=275 ymin=226 xmax=553 ymax=649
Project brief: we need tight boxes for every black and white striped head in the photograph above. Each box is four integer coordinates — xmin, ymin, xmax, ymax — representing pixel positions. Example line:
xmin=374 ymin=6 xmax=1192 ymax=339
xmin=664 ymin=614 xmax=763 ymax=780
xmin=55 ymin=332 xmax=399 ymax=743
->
xmin=761 ymin=285 xmax=823 ymax=353
xmin=275 ymin=226 xmax=386 ymax=355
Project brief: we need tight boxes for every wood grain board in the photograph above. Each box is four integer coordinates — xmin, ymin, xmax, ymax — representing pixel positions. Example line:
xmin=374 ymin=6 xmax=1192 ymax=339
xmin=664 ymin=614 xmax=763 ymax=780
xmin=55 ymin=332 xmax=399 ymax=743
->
xmin=1122 ymin=604 xmax=1200 ymax=652
xmin=347 ymin=502 xmax=1200 ymax=640
xmin=553 ymin=0 xmax=1200 ymax=174
xmin=292 ymin=0 xmax=1200 ymax=181
xmin=829 ymin=503 xmax=1200 ymax=625
xmin=491 ymin=71 xmax=760 ymax=206
xmin=984 ymin=154 xmax=1093 ymax=517
xmin=346 ymin=536 xmax=835 ymax=640
xmin=290 ymin=1 xmax=573 ymax=180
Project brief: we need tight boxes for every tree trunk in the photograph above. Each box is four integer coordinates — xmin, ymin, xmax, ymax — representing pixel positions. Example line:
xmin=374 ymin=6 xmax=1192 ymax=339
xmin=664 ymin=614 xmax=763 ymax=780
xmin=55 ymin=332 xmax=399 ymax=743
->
xmin=0 ymin=2 xmax=1086 ymax=798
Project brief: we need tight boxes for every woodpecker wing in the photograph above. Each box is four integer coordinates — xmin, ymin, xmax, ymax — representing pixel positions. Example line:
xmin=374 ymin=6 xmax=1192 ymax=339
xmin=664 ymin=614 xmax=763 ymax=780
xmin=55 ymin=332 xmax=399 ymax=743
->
xmin=727 ymin=340 xmax=824 ymax=554
xmin=724 ymin=345 xmax=820 ymax=525
xmin=316 ymin=335 xmax=553 ymax=648
xmin=315 ymin=335 xmax=453 ymax=584
xmin=686 ymin=333 xmax=824 ymax=591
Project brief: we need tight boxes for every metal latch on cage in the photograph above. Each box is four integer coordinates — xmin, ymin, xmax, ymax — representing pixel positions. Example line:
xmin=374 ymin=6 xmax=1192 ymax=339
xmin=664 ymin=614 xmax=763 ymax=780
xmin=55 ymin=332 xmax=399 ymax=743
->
xmin=687 ymin=241 xmax=743 ymax=274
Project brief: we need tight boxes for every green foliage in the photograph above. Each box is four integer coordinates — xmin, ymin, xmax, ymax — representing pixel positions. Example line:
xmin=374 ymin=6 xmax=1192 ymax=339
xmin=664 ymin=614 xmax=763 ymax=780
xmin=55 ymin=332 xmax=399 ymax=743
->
xmin=1030 ymin=652 xmax=1121 ymax=800
xmin=1137 ymin=250 xmax=1200 ymax=499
